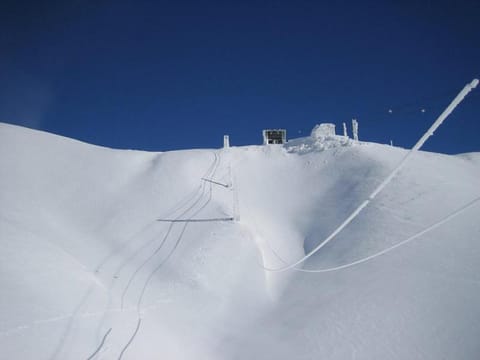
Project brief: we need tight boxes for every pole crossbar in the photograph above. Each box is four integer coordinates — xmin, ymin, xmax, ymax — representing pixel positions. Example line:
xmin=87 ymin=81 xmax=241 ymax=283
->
xmin=157 ymin=217 xmax=234 ymax=223
xmin=201 ymin=178 xmax=230 ymax=188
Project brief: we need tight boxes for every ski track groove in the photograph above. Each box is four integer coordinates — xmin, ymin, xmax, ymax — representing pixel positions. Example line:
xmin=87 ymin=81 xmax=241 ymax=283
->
xmin=90 ymin=160 xmax=217 ymax=342
xmin=78 ymin=151 xmax=219 ymax=360
xmin=116 ymin=151 xmax=221 ymax=358
xmin=86 ymin=327 xmax=112 ymax=360
xmin=119 ymin=151 xmax=220 ymax=309
xmin=117 ymin=319 xmax=141 ymax=360
xmin=49 ymin=284 xmax=95 ymax=360
xmin=93 ymin=155 xmax=208 ymax=275
xmin=110 ymin=168 xmax=217 ymax=280
xmin=137 ymin=151 xmax=221 ymax=310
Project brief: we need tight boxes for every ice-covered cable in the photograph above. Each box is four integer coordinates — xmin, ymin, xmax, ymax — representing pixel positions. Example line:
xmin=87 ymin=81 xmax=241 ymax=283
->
xmin=265 ymin=196 xmax=480 ymax=273
xmin=262 ymin=78 xmax=478 ymax=272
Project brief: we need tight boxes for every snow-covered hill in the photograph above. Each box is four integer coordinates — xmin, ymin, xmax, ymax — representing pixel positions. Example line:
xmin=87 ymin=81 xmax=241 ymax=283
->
xmin=1 ymin=122 xmax=479 ymax=359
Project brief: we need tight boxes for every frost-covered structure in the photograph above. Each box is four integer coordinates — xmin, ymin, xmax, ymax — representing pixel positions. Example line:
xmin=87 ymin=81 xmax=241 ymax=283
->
xmin=285 ymin=123 xmax=352 ymax=154
xmin=311 ymin=123 xmax=336 ymax=138
xmin=352 ymin=119 xmax=359 ymax=141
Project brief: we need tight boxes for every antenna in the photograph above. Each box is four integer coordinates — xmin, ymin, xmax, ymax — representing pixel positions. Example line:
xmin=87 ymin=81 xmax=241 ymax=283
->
xmin=352 ymin=119 xmax=359 ymax=141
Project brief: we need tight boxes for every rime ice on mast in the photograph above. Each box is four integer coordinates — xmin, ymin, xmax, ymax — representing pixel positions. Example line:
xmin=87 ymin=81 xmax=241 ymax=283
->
xmin=352 ymin=119 xmax=359 ymax=141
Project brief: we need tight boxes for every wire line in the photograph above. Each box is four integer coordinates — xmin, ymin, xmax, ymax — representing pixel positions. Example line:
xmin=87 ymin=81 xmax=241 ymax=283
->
xmin=261 ymin=78 xmax=478 ymax=272
xmin=264 ymin=196 xmax=480 ymax=273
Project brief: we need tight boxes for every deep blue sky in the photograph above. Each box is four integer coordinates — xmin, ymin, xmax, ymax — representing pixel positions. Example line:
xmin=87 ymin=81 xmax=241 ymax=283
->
xmin=1 ymin=0 xmax=479 ymax=153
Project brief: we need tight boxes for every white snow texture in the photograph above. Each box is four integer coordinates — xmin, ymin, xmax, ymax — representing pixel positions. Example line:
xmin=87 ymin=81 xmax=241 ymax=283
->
xmin=1 ymin=121 xmax=480 ymax=360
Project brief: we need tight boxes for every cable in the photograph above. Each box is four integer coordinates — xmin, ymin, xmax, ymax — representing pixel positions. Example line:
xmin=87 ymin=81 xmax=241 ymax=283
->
xmin=261 ymin=78 xmax=478 ymax=272
xmin=264 ymin=196 xmax=480 ymax=273
xmin=156 ymin=217 xmax=234 ymax=222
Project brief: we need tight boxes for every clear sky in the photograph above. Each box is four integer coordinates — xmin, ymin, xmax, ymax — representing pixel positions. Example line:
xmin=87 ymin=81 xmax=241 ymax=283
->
xmin=1 ymin=0 xmax=479 ymax=154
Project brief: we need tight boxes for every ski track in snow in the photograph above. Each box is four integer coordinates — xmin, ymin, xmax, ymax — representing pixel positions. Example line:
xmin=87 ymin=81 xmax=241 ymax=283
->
xmin=86 ymin=328 xmax=112 ymax=360
xmin=116 ymin=151 xmax=222 ymax=358
xmin=49 ymin=284 xmax=96 ymax=360
xmin=10 ymin=150 xmax=225 ymax=359
xmin=76 ymin=150 xmax=223 ymax=359
xmin=117 ymin=319 xmax=141 ymax=360
xmin=93 ymin=176 xmax=205 ymax=275
xmin=0 ymin=299 xmax=179 ymax=340
xmin=118 ymin=152 xmax=219 ymax=309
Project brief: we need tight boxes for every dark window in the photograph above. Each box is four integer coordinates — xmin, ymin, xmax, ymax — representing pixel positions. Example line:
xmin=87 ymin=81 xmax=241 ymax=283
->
xmin=265 ymin=130 xmax=285 ymax=144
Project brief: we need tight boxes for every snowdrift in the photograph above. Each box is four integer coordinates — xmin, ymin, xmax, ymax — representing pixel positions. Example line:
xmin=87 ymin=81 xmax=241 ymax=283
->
xmin=1 ymin=122 xmax=479 ymax=359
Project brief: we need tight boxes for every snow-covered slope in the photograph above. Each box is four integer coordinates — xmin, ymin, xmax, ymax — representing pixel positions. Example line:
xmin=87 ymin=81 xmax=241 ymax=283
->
xmin=1 ymin=122 xmax=479 ymax=359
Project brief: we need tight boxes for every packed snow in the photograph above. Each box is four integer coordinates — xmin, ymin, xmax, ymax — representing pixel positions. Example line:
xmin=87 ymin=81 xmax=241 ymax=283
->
xmin=1 ymin=122 xmax=480 ymax=359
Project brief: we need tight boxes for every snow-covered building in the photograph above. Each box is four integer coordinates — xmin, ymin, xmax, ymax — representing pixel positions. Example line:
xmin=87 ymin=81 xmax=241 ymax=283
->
xmin=311 ymin=123 xmax=336 ymax=138
xmin=263 ymin=129 xmax=287 ymax=145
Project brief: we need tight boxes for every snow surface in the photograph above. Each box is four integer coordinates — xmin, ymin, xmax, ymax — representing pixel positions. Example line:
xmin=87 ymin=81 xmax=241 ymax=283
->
xmin=1 ymin=122 xmax=480 ymax=359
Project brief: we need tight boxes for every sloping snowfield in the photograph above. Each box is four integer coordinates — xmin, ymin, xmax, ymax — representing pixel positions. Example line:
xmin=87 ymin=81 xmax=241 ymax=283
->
xmin=1 ymin=122 xmax=479 ymax=359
